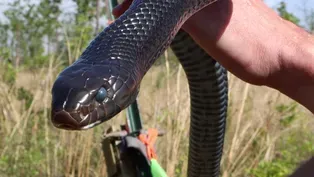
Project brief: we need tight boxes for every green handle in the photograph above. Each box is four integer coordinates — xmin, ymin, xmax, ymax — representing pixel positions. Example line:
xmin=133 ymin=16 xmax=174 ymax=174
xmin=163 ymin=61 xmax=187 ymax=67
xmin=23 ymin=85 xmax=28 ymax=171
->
xmin=151 ymin=159 xmax=168 ymax=177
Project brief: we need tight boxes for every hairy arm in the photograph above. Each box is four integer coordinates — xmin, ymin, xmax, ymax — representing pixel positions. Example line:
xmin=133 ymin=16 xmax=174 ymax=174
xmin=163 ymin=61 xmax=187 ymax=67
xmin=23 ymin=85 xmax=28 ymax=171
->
xmin=183 ymin=0 xmax=314 ymax=114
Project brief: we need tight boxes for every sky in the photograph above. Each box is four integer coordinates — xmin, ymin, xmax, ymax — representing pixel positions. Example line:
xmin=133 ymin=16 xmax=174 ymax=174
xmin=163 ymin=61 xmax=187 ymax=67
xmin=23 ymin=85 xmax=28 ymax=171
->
xmin=265 ymin=0 xmax=314 ymax=25
xmin=0 ymin=0 xmax=313 ymax=25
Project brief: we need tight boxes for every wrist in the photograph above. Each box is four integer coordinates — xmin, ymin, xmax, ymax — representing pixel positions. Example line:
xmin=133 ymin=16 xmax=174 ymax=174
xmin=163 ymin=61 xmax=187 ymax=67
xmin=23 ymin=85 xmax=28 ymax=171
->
xmin=267 ymin=36 xmax=314 ymax=113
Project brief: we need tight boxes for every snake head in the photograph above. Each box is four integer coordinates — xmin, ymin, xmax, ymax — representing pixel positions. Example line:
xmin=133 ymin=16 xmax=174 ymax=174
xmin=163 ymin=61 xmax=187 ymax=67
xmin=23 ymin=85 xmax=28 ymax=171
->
xmin=51 ymin=62 xmax=139 ymax=130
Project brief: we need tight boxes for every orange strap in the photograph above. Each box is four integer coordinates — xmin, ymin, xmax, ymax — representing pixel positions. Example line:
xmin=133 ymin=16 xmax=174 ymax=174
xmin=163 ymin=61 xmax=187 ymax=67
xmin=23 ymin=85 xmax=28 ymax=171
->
xmin=138 ymin=128 xmax=158 ymax=160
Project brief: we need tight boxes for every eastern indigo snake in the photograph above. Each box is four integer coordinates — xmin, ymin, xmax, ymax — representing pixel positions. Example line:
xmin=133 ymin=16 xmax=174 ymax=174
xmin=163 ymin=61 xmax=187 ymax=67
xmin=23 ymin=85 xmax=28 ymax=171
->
xmin=51 ymin=0 xmax=228 ymax=176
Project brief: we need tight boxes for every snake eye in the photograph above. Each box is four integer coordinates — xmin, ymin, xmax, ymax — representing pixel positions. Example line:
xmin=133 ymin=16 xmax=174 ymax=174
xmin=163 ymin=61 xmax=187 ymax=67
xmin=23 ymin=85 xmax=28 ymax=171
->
xmin=95 ymin=87 xmax=107 ymax=103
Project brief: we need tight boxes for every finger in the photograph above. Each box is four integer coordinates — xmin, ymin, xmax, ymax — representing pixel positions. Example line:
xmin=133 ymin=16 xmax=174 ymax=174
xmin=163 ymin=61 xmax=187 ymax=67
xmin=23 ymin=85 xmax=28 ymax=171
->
xmin=112 ymin=0 xmax=133 ymax=18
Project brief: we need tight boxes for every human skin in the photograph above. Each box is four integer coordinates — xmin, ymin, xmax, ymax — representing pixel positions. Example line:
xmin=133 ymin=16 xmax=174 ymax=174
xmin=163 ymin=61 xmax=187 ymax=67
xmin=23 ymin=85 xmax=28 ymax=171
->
xmin=112 ymin=0 xmax=314 ymax=176
xmin=113 ymin=0 xmax=314 ymax=115
xmin=181 ymin=0 xmax=314 ymax=115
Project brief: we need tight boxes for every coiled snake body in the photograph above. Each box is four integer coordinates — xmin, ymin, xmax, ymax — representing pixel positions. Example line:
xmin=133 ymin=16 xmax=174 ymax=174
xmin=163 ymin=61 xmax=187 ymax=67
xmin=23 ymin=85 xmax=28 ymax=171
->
xmin=51 ymin=0 xmax=228 ymax=176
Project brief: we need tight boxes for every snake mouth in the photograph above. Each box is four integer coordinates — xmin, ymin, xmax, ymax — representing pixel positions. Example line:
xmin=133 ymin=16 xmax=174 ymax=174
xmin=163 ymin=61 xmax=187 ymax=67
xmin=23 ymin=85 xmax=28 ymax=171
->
xmin=51 ymin=110 xmax=100 ymax=130
xmin=51 ymin=99 xmax=121 ymax=130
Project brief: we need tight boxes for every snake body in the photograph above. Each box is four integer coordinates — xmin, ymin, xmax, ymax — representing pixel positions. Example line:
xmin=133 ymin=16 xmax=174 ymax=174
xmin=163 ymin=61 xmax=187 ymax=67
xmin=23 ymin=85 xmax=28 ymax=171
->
xmin=51 ymin=0 xmax=228 ymax=176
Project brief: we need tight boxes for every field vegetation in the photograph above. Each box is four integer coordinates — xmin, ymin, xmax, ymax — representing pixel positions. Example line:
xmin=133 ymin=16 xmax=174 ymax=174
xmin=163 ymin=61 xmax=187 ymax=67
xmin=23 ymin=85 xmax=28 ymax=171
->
xmin=0 ymin=1 xmax=313 ymax=176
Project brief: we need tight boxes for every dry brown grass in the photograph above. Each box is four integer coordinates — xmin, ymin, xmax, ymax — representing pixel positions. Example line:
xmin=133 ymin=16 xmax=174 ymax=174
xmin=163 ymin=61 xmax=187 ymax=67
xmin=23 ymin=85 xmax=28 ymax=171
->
xmin=0 ymin=50 xmax=313 ymax=177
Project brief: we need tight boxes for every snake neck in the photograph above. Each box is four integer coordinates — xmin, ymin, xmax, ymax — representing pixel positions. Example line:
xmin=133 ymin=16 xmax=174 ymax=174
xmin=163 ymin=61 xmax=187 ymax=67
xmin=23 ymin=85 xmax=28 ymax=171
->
xmin=78 ymin=0 xmax=215 ymax=82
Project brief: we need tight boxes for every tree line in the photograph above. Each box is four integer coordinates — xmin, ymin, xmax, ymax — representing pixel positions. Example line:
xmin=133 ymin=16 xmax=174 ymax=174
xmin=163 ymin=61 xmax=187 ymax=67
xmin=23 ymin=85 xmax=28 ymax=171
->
xmin=0 ymin=0 xmax=312 ymax=70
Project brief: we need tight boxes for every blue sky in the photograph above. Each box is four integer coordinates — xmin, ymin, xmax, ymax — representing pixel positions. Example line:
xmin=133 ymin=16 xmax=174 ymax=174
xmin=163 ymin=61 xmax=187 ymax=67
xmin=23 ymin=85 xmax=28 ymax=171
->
xmin=0 ymin=0 xmax=313 ymax=25
xmin=265 ymin=0 xmax=314 ymax=25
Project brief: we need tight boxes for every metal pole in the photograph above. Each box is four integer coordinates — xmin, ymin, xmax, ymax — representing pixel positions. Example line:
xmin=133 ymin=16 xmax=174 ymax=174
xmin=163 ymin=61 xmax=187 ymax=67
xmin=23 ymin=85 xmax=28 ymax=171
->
xmin=126 ymin=100 xmax=143 ymax=133
xmin=109 ymin=0 xmax=118 ymax=20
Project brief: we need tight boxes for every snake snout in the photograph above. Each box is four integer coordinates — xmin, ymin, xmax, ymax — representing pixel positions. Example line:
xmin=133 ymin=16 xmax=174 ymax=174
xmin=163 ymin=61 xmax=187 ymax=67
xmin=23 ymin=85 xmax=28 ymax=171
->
xmin=51 ymin=89 xmax=121 ymax=130
xmin=51 ymin=106 xmax=101 ymax=130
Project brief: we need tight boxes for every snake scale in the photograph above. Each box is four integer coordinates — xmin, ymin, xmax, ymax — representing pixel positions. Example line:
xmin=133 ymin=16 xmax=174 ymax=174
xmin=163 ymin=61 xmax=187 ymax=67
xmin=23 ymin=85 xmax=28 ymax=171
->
xmin=51 ymin=0 xmax=228 ymax=176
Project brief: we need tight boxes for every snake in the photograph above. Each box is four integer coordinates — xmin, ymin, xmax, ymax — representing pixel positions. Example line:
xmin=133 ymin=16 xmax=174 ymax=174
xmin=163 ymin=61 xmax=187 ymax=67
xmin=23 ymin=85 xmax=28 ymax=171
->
xmin=51 ymin=0 xmax=228 ymax=176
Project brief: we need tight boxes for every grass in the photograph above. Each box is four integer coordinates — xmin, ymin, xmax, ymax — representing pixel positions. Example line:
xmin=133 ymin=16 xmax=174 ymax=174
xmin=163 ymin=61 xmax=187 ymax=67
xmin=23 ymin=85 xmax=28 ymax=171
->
xmin=0 ymin=49 xmax=313 ymax=177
